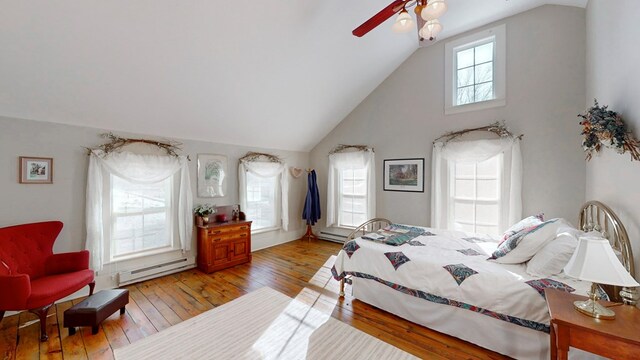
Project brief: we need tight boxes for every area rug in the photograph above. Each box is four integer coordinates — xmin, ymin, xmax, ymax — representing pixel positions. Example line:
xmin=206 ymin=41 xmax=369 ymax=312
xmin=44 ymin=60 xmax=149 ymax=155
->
xmin=114 ymin=286 xmax=416 ymax=359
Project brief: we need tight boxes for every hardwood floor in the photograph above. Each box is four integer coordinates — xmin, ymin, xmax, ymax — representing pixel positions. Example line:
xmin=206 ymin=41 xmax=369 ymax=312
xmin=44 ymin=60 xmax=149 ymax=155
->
xmin=0 ymin=239 xmax=508 ymax=359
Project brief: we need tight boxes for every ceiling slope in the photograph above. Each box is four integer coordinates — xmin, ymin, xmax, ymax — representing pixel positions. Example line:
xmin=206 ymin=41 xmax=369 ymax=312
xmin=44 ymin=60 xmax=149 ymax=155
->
xmin=0 ymin=1 xmax=586 ymax=151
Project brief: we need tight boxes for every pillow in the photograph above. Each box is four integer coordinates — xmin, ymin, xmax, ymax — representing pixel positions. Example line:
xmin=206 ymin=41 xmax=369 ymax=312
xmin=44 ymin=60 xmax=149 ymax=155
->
xmin=526 ymin=232 xmax=578 ymax=277
xmin=500 ymin=213 xmax=544 ymax=244
xmin=490 ymin=218 xmax=569 ymax=264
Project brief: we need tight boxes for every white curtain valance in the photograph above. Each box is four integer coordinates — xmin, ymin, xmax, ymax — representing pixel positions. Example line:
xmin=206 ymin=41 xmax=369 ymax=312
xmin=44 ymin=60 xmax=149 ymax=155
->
xmin=85 ymin=151 xmax=193 ymax=271
xmin=238 ymin=160 xmax=289 ymax=231
xmin=326 ymin=150 xmax=376 ymax=228
xmin=431 ymin=138 xmax=522 ymax=233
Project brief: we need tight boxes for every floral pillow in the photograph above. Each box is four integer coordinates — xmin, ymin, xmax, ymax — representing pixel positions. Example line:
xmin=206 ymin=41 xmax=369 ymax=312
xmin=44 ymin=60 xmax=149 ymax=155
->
xmin=499 ymin=214 xmax=544 ymax=244
xmin=490 ymin=218 xmax=568 ymax=264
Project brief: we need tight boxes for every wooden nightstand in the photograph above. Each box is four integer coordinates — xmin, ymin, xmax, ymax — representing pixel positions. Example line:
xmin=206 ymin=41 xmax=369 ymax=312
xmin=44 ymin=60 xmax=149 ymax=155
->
xmin=545 ymin=289 xmax=640 ymax=359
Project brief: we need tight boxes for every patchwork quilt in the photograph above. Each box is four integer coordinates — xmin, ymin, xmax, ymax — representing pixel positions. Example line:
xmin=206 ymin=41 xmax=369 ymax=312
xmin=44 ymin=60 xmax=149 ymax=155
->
xmin=332 ymin=227 xmax=594 ymax=333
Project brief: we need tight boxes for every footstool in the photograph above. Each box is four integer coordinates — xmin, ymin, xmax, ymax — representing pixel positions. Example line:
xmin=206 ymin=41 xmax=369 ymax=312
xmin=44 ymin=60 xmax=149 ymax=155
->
xmin=64 ymin=289 xmax=129 ymax=335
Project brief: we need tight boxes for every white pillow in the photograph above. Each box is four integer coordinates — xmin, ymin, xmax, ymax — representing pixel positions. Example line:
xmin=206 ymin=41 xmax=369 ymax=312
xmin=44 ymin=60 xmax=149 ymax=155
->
xmin=526 ymin=232 xmax=578 ymax=277
xmin=499 ymin=214 xmax=544 ymax=244
xmin=491 ymin=218 xmax=571 ymax=264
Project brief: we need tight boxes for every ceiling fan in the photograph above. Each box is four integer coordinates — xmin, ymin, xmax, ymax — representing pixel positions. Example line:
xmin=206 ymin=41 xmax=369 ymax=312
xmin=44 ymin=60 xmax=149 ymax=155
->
xmin=353 ymin=0 xmax=448 ymax=42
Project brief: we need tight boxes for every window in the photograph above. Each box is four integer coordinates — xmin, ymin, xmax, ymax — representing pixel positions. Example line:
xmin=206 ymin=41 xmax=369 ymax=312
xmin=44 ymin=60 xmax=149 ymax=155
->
xmin=339 ymin=167 xmax=368 ymax=227
xmin=245 ymin=172 xmax=279 ymax=230
xmin=327 ymin=150 xmax=375 ymax=229
xmin=109 ymin=175 xmax=173 ymax=259
xmin=448 ymin=155 xmax=502 ymax=236
xmin=445 ymin=24 xmax=506 ymax=114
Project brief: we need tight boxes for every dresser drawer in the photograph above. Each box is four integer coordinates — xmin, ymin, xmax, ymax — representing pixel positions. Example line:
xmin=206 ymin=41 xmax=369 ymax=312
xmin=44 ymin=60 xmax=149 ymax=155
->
xmin=206 ymin=223 xmax=250 ymax=236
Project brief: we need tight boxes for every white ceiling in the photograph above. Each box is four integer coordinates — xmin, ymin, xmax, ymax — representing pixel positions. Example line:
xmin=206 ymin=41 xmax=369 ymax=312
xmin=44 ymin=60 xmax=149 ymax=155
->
xmin=0 ymin=0 xmax=586 ymax=152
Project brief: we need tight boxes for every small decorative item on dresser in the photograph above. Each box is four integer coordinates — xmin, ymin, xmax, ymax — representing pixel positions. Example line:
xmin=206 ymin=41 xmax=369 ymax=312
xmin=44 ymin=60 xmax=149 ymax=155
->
xmin=194 ymin=204 xmax=216 ymax=225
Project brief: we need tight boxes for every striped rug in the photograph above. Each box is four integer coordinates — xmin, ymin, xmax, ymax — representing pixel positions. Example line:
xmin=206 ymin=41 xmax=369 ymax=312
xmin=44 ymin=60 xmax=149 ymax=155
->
xmin=114 ymin=286 xmax=416 ymax=359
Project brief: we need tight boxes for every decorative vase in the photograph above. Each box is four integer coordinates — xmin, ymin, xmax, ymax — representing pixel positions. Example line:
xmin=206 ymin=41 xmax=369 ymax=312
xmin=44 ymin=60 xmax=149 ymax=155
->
xmin=201 ymin=215 xmax=210 ymax=225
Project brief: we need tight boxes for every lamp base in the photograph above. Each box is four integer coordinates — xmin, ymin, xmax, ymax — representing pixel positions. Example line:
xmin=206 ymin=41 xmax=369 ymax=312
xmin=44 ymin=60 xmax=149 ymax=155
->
xmin=573 ymin=299 xmax=615 ymax=319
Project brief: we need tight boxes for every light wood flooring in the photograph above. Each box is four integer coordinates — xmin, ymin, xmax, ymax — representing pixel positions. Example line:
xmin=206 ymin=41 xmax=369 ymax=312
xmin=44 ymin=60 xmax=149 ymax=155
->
xmin=0 ymin=239 xmax=508 ymax=359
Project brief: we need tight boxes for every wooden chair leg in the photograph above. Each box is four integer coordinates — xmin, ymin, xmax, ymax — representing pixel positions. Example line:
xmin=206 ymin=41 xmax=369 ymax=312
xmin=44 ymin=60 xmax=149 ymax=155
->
xmin=30 ymin=304 xmax=52 ymax=342
xmin=89 ymin=281 xmax=96 ymax=296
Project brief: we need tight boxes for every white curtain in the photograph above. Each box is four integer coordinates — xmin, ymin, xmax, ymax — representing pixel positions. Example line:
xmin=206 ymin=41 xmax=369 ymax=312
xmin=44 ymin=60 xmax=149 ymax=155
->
xmin=86 ymin=151 xmax=193 ymax=271
xmin=238 ymin=161 xmax=289 ymax=231
xmin=431 ymin=138 xmax=522 ymax=232
xmin=326 ymin=150 xmax=376 ymax=227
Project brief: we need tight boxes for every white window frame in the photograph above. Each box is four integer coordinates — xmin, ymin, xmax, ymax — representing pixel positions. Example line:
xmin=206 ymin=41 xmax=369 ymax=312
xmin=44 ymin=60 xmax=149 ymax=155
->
xmin=102 ymin=172 xmax=180 ymax=264
xmin=245 ymin=172 xmax=281 ymax=234
xmin=445 ymin=24 xmax=506 ymax=115
xmin=338 ymin=167 xmax=368 ymax=229
xmin=447 ymin=155 xmax=503 ymax=236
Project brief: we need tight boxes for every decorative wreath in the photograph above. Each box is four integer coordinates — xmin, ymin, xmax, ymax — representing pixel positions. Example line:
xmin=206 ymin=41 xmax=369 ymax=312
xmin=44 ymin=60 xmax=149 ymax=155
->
xmin=579 ymin=100 xmax=640 ymax=161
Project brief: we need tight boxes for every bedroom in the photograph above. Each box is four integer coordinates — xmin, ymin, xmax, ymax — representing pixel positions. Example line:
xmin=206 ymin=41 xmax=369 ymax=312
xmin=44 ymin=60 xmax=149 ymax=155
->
xmin=1 ymin=0 xmax=639 ymax=359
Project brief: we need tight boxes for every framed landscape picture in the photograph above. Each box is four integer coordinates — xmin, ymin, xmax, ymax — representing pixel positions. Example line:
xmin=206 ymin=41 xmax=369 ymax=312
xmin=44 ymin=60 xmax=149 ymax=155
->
xmin=197 ymin=154 xmax=227 ymax=197
xmin=383 ymin=158 xmax=424 ymax=192
xmin=19 ymin=156 xmax=53 ymax=184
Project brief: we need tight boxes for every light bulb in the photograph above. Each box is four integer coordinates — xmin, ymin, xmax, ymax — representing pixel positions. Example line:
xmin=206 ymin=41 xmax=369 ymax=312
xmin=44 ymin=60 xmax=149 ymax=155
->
xmin=421 ymin=0 xmax=448 ymax=21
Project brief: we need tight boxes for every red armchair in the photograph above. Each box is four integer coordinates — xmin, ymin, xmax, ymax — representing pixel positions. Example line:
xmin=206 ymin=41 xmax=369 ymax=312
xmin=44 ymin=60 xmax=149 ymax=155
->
xmin=0 ymin=221 xmax=95 ymax=341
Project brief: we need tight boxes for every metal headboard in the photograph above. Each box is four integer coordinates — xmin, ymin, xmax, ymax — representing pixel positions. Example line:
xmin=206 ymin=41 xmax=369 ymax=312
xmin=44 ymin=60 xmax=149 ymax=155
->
xmin=346 ymin=218 xmax=392 ymax=241
xmin=579 ymin=201 xmax=637 ymax=303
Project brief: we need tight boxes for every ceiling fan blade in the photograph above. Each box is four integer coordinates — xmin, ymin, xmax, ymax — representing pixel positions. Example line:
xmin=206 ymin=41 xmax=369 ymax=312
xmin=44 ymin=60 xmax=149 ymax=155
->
xmin=352 ymin=0 xmax=406 ymax=37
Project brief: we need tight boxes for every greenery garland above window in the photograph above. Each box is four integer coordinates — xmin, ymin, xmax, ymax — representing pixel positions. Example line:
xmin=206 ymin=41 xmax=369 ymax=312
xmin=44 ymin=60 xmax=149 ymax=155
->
xmin=579 ymin=100 xmax=640 ymax=161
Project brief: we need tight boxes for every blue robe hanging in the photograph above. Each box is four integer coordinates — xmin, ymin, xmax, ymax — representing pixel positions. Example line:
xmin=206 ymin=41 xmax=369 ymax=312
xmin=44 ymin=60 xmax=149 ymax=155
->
xmin=302 ymin=170 xmax=321 ymax=225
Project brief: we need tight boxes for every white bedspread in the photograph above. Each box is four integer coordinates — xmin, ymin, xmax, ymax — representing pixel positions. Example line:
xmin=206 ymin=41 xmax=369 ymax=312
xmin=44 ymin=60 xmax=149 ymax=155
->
xmin=332 ymin=227 xmax=592 ymax=332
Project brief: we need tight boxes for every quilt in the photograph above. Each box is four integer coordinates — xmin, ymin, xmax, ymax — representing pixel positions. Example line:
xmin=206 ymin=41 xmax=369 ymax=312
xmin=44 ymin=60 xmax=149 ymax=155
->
xmin=332 ymin=226 xmax=593 ymax=333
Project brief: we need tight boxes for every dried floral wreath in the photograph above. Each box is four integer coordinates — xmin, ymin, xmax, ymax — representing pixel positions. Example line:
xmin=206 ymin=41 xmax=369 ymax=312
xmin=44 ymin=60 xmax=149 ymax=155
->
xmin=579 ymin=100 xmax=640 ymax=161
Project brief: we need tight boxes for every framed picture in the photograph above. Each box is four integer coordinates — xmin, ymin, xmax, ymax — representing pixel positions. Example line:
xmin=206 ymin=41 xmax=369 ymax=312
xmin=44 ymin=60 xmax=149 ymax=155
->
xmin=19 ymin=156 xmax=53 ymax=184
xmin=197 ymin=154 xmax=227 ymax=197
xmin=383 ymin=158 xmax=424 ymax=192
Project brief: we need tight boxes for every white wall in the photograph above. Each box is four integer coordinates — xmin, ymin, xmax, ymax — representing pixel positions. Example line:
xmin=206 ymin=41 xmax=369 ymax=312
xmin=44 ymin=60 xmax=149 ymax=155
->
xmin=585 ymin=0 xmax=640 ymax=278
xmin=310 ymin=5 xmax=587 ymax=233
xmin=0 ymin=116 xmax=309 ymax=289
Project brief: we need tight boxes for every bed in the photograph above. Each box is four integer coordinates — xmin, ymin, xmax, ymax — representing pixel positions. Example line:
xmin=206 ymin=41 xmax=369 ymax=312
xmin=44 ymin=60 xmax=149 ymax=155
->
xmin=331 ymin=201 xmax=637 ymax=359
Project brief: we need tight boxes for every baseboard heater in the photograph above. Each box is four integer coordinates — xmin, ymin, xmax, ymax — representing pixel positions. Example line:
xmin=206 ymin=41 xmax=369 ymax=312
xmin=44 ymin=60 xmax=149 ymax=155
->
xmin=318 ymin=231 xmax=348 ymax=243
xmin=118 ymin=257 xmax=195 ymax=286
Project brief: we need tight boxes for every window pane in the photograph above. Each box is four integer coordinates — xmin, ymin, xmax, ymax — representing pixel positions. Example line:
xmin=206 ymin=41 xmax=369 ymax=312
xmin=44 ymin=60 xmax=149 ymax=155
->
xmin=476 ymin=224 xmax=498 ymax=235
xmin=475 ymin=62 xmax=493 ymax=83
xmin=455 ymin=179 xmax=474 ymax=198
xmin=457 ymin=48 xmax=474 ymax=69
xmin=476 ymin=203 xmax=499 ymax=224
xmin=457 ymin=86 xmax=474 ymax=105
xmin=454 ymin=222 xmax=475 ymax=233
xmin=453 ymin=201 xmax=474 ymax=223
xmin=246 ymin=172 xmax=278 ymax=230
xmin=111 ymin=176 xmax=171 ymax=258
xmin=477 ymin=179 xmax=498 ymax=199
xmin=457 ymin=67 xmax=474 ymax=87
xmin=475 ymin=42 xmax=494 ymax=64
xmin=455 ymin=162 xmax=475 ymax=177
xmin=475 ymin=82 xmax=493 ymax=102
xmin=476 ymin=157 xmax=499 ymax=177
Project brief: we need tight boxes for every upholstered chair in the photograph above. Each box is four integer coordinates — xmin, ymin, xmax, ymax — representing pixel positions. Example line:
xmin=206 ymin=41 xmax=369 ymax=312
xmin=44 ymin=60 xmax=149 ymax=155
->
xmin=0 ymin=221 xmax=95 ymax=341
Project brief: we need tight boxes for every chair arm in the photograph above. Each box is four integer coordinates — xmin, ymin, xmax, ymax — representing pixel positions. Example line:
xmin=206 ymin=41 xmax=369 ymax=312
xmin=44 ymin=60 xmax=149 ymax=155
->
xmin=0 ymin=274 xmax=31 ymax=310
xmin=45 ymin=250 xmax=90 ymax=275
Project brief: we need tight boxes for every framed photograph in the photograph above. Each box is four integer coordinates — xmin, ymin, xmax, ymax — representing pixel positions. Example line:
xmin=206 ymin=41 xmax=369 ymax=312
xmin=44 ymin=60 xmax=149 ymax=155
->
xmin=197 ymin=154 xmax=227 ymax=197
xmin=19 ymin=156 xmax=53 ymax=184
xmin=383 ymin=158 xmax=424 ymax=192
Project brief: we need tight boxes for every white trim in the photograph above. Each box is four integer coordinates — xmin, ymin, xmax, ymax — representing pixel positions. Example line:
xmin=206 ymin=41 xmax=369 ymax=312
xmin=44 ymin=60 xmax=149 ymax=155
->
xmin=445 ymin=24 xmax=506 ymax=115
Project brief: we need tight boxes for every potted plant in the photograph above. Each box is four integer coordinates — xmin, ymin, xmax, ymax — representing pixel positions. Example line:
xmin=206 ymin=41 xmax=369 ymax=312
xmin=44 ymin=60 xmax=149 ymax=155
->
xmin=194 ymin=204 xmax=216 ymax=225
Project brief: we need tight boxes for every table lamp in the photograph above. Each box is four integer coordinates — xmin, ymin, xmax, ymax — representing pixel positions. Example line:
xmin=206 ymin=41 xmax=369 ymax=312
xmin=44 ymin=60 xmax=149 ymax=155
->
xmin=563 ymin=236 xmax=639 ymax=319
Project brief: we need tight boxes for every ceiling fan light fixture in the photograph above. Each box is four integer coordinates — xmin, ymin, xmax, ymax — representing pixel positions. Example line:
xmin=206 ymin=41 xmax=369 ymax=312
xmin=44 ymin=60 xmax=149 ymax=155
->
xmin=421 ymin=0 xmax=448 ymax=21
xmin=392 ymin=9 xmax=414 ymax=33
xmin=420 ymin=19 xmax=442 ymax=41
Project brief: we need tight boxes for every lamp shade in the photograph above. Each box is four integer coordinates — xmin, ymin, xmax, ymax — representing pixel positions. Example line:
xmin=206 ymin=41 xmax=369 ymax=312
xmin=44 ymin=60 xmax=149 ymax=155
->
xmin=419 ymin=19 xmax=442 ymax=40
xmin=421 ymin=0 xmax=448 ymax=21
xmin=564 ymin=236 xmax=639 ymax=287
xmin=392 ymin=10 xmax=414 ymax=33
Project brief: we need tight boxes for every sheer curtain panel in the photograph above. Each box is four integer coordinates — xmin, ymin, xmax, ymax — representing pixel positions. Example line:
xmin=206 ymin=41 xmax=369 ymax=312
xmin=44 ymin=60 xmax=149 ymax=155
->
xmin=86 ymin=151 xmax=193 ymax=271
xmin=238 ymin=161 xmax=289 ymax=231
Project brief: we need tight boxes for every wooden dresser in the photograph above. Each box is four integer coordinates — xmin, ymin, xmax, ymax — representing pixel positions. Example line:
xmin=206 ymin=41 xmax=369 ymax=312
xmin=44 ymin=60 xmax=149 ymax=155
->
xmin=196 ymin=220 xmax=252 ymax=273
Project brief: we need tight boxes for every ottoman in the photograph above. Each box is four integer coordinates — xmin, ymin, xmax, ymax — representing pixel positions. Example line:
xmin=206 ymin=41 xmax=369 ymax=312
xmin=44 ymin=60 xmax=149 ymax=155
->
xmin=64 ymin=289 xmax=129 ymax=335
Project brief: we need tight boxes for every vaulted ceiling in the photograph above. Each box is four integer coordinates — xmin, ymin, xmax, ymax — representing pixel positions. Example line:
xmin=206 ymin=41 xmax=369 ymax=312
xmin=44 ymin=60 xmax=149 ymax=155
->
xmin=0 ymin=0 xmax=586 ymax=151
